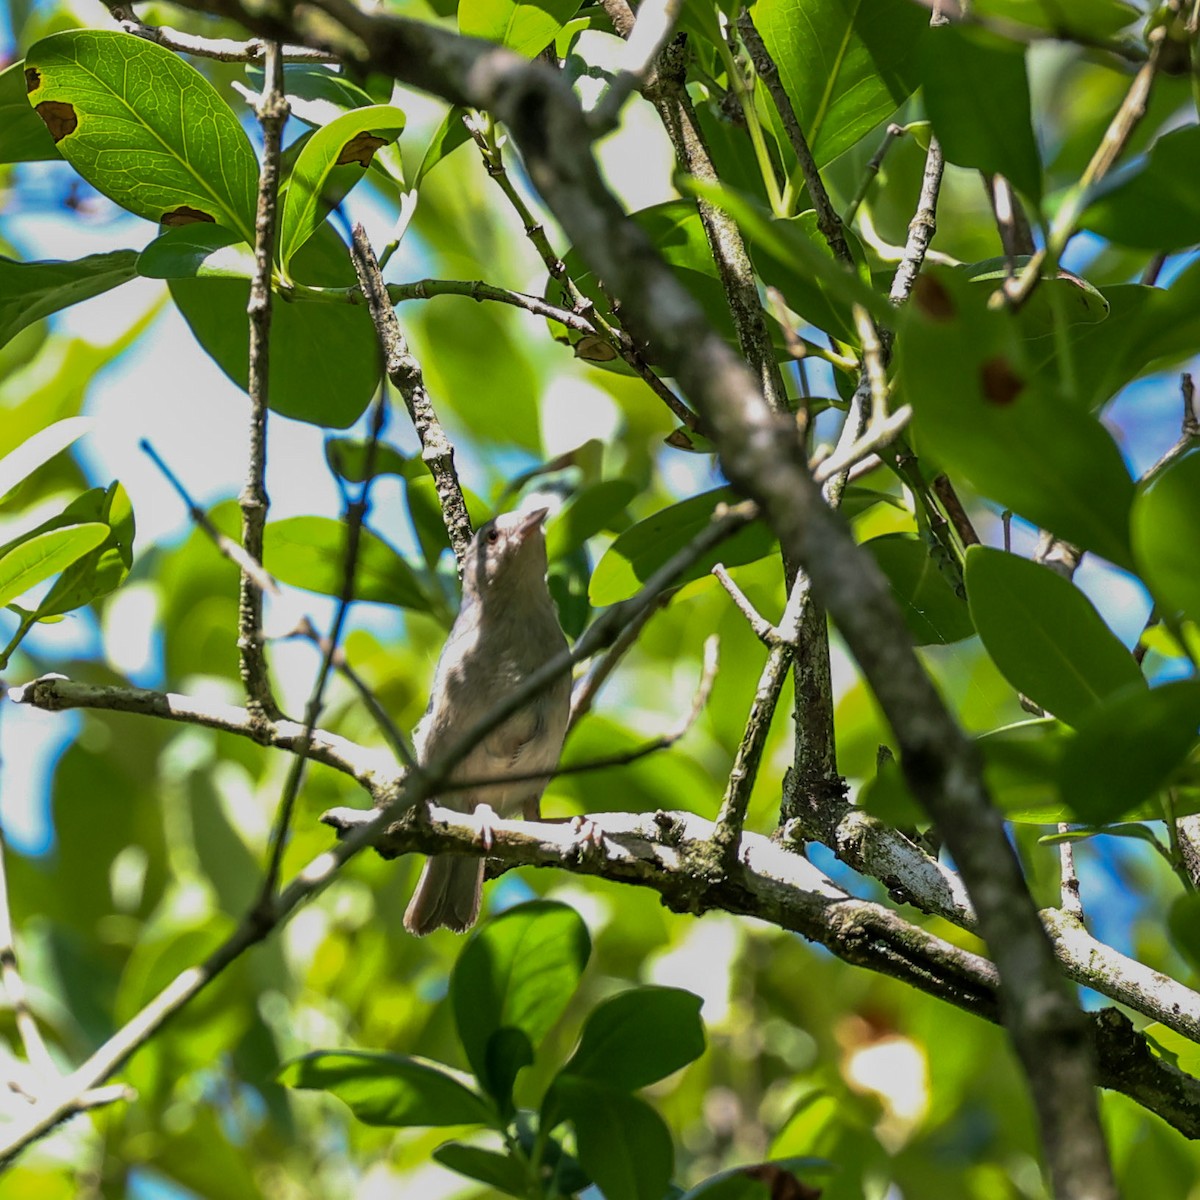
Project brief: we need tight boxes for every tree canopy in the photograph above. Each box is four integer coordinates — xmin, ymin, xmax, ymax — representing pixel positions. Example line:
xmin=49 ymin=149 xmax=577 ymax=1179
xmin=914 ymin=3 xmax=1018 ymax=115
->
xmin=2 ymin=0 xmax=1200 ymax=1196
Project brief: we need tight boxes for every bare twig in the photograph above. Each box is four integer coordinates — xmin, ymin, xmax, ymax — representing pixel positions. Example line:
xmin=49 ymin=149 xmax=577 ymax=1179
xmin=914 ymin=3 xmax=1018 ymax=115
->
xmin=104 ymin=5 xmax=337 ymax=60
xmin=257 ymin=390 xmax=390 ymax=907
xmin=712 ymin=564 xmax=780 ymax=645
xmin=591 ymin=0 xmax=682 ymax=129
xmin=985 ymin=173 xmax=1036 ymax=262
xmin=141 ymin=440 xmax=278 ymax=594
xmin=1057 ymin=828 xmax=1085 ymax=919
xmin=1144 ymin=373 xmax=1200 ymax=481
xmin=889 ymin=136 xmax=946 ymax=306
xmin=932 ymin=474 xmax=982 ymax=547
xmin=238 ymin=42 xmax=288 ymax=722
xmin=349 ymin=225 xmax=473 ymax=567
xmin=736 ymin=11 xmax=852 ymax=265
xmin=843 ymin=123 xmax=905 ymax=225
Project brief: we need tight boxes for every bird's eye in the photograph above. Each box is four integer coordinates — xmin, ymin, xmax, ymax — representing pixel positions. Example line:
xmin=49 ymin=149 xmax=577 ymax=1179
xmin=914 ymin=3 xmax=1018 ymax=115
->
xmin=486 ymin=528 xmax=500 ymax=544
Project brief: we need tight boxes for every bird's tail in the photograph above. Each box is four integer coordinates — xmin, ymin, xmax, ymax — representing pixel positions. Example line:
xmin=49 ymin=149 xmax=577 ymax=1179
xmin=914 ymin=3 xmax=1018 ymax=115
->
xmin=404 ymin=855 xmax=486 ymax=936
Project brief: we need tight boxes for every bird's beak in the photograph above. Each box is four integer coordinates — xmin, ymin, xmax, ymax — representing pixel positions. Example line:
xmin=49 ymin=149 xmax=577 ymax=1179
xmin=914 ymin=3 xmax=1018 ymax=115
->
xmin=514 ymin=507 xmax=550 ymax=540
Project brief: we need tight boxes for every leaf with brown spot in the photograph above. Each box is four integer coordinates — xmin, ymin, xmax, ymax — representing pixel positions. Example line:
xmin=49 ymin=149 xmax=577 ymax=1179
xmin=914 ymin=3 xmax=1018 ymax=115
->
xmin=22 ymin=31 xmax=257 ymax=241
xmin=160 ymin=206 xmax=216 ymax=228
xmin=278 ymin=104 xmax=406 ymax=270
xmin=912 ymin=273 xmax=955 ymax=321
xmin=980 ymin=356 xmax=1025 ymax=405
xmin=35 ymin=100 xmax=77 ymax=142
xmin=573 ymin=333 xmax=618 ymax=362
xmin=336 ymin=131 xmax=387 ymax=167
xmin=744 ymin=1164 xmax=823 ymax=1200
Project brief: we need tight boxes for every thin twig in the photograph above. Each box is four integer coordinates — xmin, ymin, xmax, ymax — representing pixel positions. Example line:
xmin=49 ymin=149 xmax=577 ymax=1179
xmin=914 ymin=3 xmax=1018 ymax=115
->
xmin=985 ymin=173 xmax=1036 ymax=262
xmin=712 ymin=564 xmax=779 ymax=644
xmin=889 ymin=136 xmax=946 ymax=306
xmin=568 ymin=593 xmax=670 ymax=730
xmin=256 ymin=391 xmax=390 ymax=909
xmin=141 ymin=440 xmax=278 ymax=594
xmin=1000 ymin=10 xmax=1173 ymax=311
xmin=238 ymin=42 xmax=288 ymax=722
xmin=285 ymin=617 xmax=416 ymax=768
xmin=104 ymin=5 xmax=337 ymax=60
xmin=443 ymin=635 xmax=718 ymax=792
xmin=1057 ymin=827 xmax=1085 ymax=919
xmin=843 ymin=124 xmax=905 ymax=225
xmin=591 ymin=0 xmax=682 ymax=130
xmin=736 ymin=11 xmax=852 ymax=265
xmin=1144 ymin=373 xmax=1199 ymax=481
xmin=932 ymin=475 xmax=982 ymax=548
xmin=349 ymin=225 xmax=473 ymax=568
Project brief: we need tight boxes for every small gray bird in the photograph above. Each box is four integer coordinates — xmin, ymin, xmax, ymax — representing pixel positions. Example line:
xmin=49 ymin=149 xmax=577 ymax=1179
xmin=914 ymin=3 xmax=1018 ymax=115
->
xmin=404 ymin=507 xmax=571 ymax=936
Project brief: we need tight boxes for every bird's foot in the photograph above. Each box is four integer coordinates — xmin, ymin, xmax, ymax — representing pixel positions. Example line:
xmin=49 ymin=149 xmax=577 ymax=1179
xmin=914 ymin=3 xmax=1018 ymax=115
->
xmin=472 ymin=802 xmax=500 ymax=852
xmin=569 ymin=815 xmax=607 ymax=859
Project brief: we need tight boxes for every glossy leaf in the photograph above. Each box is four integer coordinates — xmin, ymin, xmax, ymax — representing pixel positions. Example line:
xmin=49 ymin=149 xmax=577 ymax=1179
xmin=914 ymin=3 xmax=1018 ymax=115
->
xmin=459 ymin=0 xmax=583 ymax=57
xmin=0 ymin=60 xmax=58 ymax=163
xmin=589 ymin=487 xmax=775 ymax=605
xmin=1082 ymin=127 xmax=1200 ymax=251
xmin=279 ymin=105 xmax=407 ymax=269
xmin=254 ymin=63 xmax=378 ymax=129
xmin=754 ymin=0 xmax=928 ymax=166
xmin=416 ymin=105 xmax=472 ymax=184
xmin=37 ymin=482 xmax=135 ymax=617
xmin=451 ymin=901 xmax=590 ymax=1100
xmin=324 ymin=437 xmax=412 ymax=483
xmin=170 ymin=224 xmax=379 ymax=428
xmin=263 ymin=516 xmax=430 ymax=611
xmin=965 ymin=547 xmax=1143 ymax=726
xmin=679 ymin=1159 xmax=831 ymax=1200
xmin=137 ymin=225 xmax=257 ymax=282
xmin=432 ymin=1143 xmax=528 ymax=1197
xmin=545 ymin=479 xmax=638 ymax=559
xmin=972 ymin=0 xmax=1138 ymax=36
xmin=863 ymin=533 xmax=974 ymax=646
xmin=0 ymin=417 xmax=91 ymax=503
xmin=559 ymin=986 xmax=705 ymax=1091
xmin=279 ymin=1051 xmax=496 ymax=1127
xmin=920 ymin=27 xmax=1042 ymax=201
xmin=25 ymin=30 xmax=257 ymax=242
xmin=1056 ymin=681 xmax=1200 ymax=825
xmin=550 ymin=1078 xmax=674 ymax=1200
xmin=0 ymin=251 xmax=139 ymax=351
xmin=0 ymin=522 xmax=108 ymax=609
xmin=899 ymin=266 xmax=1135 ymax=567
xmin=1168 ymin=893 xmax=1200 ymax=976
xmin=978 ymin=719 xmax=1069 ymax=823
xmin=962 ymin=257 xmax=1109 ymax=339
xmin=1132 ymin=450 xmax=1200 ymax=624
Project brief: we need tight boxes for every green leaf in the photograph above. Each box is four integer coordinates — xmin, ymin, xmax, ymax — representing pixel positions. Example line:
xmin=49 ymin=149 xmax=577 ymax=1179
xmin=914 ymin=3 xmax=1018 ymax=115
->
xmin=965 ymin=546 xmax=1144 ymax=726
xmin=137 ymin=225 xmax=257 ymax=281
xmin=546 ymin=480 xmax=638 ymax=559
xmin=262 ymin=516 xmax=430 ymax=611
xmin=417 ymin=106 xmax=471 ymax=184
xmin=403 ymin=475 xmax=489 ymax=569
xmin=0 ymin=417 xmax=91 ymax=503
xmin=0 ymin=523 xmax=109 ymax=609
xmin=971 ymin=0 xmax=1138 ymax=37
xmin=252 ymin=63 xmax=378 ymax=129
xmin=432 ymin=1143 xmax=528 ymax=1197
xmin=1082 ymin=126 xmax=1200 ymax=251
xmin=459 ymin=0 xmax=584 ymax=57
xmin=961 ymin=257 xmax=1109 ymax=339
xmin=1132 ymin=450 xmax=1200 ymax=624
xmin=0 ymin=251 xmax=139 ymax=351
xmin=920 ymin=27 xmax=1042 ymax=202
xmin=36 ymin=482 xmax=135 ymax=617
xmin=559 ymin=986 xmax=705 ymax=1091
xmin=754 ymin=0 xmax=928 ymax=166
xmin=169 ymin=223 xmax=380 ymax=428
xmin=451 ymin=901 xmax=590 ymax=1101
xmin=1056 ymin=681 xmax=1200 ymax=825
xmin=25 ymin=30 xmax=257 ymax=242
xmin=978 ymin=719 xmax=1069 ymax=823
xmin=279 ymin=1051 xmax=496 ymax=1127
xmin=482 ymin=1026 xmax=534 ymax=1117
xmin=898 ymin=266 xmax=1135 ymax=567
xmin=678 ymin=1159 xmax=832 ymax=1200
xmin=1168 ymin=893 xmax=1200 ymax=976
xmin=550 ymin=1078 xmax=674 ymax=1200
xmin=863 ymin=533 xmax=974 ymax=646
xmin=678 ymin=183 xmax=891 ymax=330
xmin=324 ymin=437 xmax=412 ymax=483
xmin=0 ymin=60 xmax=58 ymax=163
xmin=590 ymin=487 xmax=775 ymax=605
xmin=278 ymin=104 xmax=407 ymax=270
